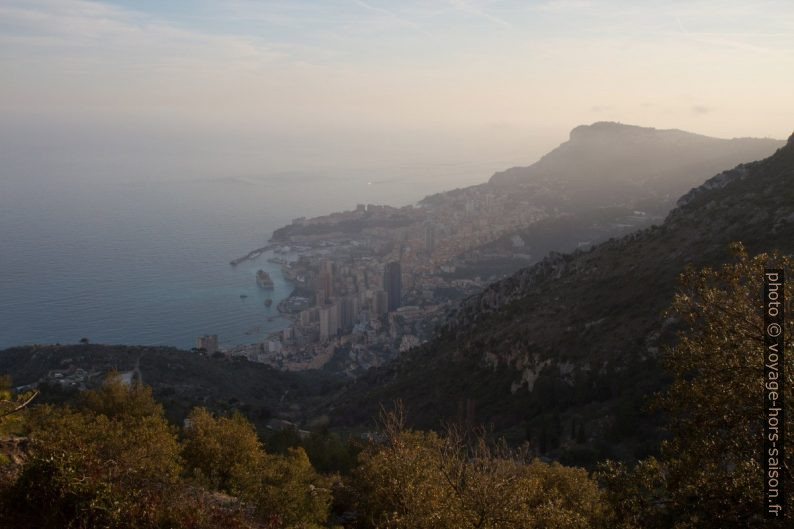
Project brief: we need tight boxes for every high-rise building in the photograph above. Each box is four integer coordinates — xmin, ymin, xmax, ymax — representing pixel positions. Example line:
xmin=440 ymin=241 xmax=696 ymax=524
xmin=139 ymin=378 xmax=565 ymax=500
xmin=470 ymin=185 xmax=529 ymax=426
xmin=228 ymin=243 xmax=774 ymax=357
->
xmin=196 ymin=335 xmax=218 ymax=354
xmin=316 ymin=260 xmax=334 ymax=306
xmin=319 ymin=301 xmax=343 ymax=341
xmin=331 ymin=300 xmax=341 ymax=332
xmin=383 ymin=261 xmax=402 ymax=312
xmin=319 ymin=307 xmax=332 ymax=341
xmin=340 ymin=296 xmax=356 ymax=330
xmin=351 ymin=295 xmax=361 ymax=322
xmin=425 ymin=223 xmax=435 ymax=254
xmin=372 ymin=289 xmax=388 ymax=316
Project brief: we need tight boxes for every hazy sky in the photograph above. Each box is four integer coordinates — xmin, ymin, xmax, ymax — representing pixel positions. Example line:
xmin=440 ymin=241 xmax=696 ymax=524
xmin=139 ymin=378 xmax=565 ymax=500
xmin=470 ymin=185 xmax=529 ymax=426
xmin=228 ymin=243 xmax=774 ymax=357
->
xmin=1 ymin=0 xmax=793 ymax=184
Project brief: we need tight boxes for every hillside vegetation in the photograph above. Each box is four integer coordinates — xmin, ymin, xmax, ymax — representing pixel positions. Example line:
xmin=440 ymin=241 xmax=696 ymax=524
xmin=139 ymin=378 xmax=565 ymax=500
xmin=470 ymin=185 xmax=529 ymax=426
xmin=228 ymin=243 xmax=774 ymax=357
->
xmin=327 ymin=134 xmax=794 ymax=464
xmin=2 ymin=246 xmax=791 ymax=527
xmin=0 ymin=344 xmax=343 ymax=431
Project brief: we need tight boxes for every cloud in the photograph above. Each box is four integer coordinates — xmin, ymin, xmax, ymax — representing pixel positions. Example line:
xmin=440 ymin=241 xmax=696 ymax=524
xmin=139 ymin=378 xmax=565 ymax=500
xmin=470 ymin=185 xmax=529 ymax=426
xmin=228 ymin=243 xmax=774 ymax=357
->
xmin=531 ymin=0 xmax=596 ymax=13
xmin=0 ymin=0 xmax=312 ymax=72
xmin=1 ymin=0 xmax=793 ymax=143
xmin=445 ymin=0 xmax=511 ymax=28
xmin=351 ymin=0 xmax=435 ymax=37
xmin=685 ymin=34 xmax=787 ymax=56
xmin=0 ymin=0 xmax=335 ymax=123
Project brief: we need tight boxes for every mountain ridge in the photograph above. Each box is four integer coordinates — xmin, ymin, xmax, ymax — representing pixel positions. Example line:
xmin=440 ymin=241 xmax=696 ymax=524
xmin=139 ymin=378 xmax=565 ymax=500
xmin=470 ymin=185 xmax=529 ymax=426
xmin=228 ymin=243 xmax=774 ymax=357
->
xmin=488 ymin=121 xmax=783 ymax=193
xmin=325 ymin=130 xmax=794 ymax=463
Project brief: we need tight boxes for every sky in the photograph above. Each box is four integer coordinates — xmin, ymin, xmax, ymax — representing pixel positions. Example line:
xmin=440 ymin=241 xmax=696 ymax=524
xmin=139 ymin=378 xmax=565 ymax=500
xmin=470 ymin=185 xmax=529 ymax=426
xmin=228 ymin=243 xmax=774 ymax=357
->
xmin=1 ymin=0 xmax=793 ymax=185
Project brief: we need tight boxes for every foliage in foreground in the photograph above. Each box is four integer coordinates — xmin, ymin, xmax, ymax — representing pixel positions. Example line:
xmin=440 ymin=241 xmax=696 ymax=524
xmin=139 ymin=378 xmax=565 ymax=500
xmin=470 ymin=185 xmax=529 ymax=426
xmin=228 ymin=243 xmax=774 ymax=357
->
xmin=182 ymin=406 xmax=334 ymax=528
xmin=1 ymin=242 xmax=791 ymax=528
xmin=0 ymin=374 xmax=611 ymax=529
xmin=0 ymin=374 xmax=332 ymax=529
xmin=599 ymin=244 xmax=793 ymax=528
xmin=352 ymin=407 xmax=609 ymax=529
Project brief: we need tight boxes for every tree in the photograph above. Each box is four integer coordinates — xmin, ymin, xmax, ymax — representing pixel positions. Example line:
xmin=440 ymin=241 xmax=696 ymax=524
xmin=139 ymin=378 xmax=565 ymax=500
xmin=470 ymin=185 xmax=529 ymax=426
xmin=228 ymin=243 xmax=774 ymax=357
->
xmin=182 ymin=407 xmax=263 ymax=492
xmin=266 ymin=427 xmax=360 ymax=475
xmin=2 ymin=377 xmax=182 ymax=528
xmin=599 ymin=243 xmax=793 ymax=527
xmin=2 ymin=377 xmax=325 ymax=529
xmin=301 ymin=430 xmax=360 ymax=475
xmin=235 ymin=447 xmax=334 ymax=529
xmin=354 ymin=406 xmax=608 ymax=529
xmin=181 ymin=407 xmax=334 ymax=528
xmin=80 ymin=371 xmax=164 ymax=420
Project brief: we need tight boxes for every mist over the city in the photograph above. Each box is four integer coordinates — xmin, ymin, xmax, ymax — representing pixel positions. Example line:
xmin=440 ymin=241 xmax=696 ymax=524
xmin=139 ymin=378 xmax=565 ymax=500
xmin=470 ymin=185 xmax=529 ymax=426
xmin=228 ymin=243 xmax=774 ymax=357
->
xmin=2 ymin=1 xmax=792 ymax=182
xmin=1 ymin=2 xmax=792 ymax=528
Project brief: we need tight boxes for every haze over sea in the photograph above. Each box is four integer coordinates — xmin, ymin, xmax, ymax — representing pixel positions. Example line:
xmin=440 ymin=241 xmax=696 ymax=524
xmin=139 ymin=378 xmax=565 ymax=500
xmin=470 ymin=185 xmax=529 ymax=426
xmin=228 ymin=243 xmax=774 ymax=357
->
xmin=3 ymin=0 xmax=794 ymax=350
xmin=0 ymin=119 xmax=505 ymax=350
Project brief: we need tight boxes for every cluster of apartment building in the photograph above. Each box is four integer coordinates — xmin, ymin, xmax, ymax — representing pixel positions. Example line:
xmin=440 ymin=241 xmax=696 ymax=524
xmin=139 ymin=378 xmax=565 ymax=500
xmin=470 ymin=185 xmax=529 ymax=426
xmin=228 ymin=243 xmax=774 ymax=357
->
xmin=216 ymin=184 xmax=557 ymax=372
xmin=290 ymin=257 xmax=402 ymax=343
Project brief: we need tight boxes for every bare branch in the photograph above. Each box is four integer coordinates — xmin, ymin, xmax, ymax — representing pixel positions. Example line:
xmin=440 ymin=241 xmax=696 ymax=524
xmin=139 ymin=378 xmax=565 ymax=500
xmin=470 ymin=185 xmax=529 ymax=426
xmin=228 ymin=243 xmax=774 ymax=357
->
xmin=0 ymin=390 xmax=39 ymax=418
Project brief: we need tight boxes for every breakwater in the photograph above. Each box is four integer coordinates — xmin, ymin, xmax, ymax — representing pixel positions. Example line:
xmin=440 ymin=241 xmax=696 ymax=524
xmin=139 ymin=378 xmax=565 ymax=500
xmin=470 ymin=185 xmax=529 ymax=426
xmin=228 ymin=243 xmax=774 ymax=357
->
xmin=229 ymin=244 xmax=275 ymax=266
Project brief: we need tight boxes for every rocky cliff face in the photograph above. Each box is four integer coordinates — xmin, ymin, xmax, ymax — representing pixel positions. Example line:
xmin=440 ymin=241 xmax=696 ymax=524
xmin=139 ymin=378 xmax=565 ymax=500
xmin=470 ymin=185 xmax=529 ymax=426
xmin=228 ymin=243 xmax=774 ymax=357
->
xmin=328 ymin=132 xmax=794 ymax=462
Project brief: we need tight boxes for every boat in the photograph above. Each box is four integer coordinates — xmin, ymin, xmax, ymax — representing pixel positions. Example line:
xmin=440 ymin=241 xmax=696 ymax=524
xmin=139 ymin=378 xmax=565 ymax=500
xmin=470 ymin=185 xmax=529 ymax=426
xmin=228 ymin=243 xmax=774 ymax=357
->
xmin=256 ymin=269 xmax=274 ymax=288
xmin=264 ymin=298 xmax=273 ymax=307
xmin=240 ymin=294 xmax=248 ymax=299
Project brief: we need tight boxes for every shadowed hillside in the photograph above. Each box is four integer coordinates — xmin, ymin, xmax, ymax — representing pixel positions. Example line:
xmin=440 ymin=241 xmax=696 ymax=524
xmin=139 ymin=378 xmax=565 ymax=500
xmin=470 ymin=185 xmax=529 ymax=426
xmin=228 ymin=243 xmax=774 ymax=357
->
xmin=429 ymin=122 xmax=784 ymax=279
xmin=326 ymin=132 xmax=794 ymax=464
xmin=0 ymin=344 xmax=343 ymax=430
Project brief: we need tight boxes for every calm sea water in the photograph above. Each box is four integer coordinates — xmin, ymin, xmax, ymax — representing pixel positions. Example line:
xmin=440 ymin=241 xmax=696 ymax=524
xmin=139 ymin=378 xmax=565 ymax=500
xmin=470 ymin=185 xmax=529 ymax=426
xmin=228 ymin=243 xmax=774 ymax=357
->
xmin=0 ymin=168 xmax=488 ymax=350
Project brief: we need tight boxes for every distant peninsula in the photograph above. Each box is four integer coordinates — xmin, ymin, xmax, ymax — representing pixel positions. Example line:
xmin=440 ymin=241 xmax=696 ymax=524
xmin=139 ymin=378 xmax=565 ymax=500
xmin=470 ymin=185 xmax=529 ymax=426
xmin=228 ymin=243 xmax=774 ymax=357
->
xmin=229 ymin=123 xmax=784 ymax=376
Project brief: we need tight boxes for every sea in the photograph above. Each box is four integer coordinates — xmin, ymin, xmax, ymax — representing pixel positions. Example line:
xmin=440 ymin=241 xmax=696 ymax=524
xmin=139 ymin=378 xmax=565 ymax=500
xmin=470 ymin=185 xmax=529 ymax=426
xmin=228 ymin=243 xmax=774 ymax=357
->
xmin=0 ymin=165 xmax=493 ymax=350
